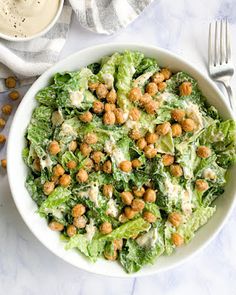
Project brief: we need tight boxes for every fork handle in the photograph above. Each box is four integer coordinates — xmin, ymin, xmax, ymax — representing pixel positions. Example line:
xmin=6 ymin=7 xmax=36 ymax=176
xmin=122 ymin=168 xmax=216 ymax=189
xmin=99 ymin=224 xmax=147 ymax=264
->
xmin=223 ymin=82 xmax=236 ymax=115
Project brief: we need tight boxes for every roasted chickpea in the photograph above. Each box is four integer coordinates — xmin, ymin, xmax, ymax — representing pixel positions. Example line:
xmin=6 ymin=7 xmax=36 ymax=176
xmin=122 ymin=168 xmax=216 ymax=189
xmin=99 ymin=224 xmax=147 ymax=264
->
xmin=91 ymin=151 xmax=104 ymax=164
xmin=179 ymin=81 xmax=192 ymax=96
xmin=0 ymin=118 xmax=6 ymax=129
xmin=103 ymin=160 xmax=112 ymax=174
xmin=131 ymin=158 xmax=142 ymax=168
xmin=129 ymin=108 xmax=141 ymax=121
xmin=114 ymin=239 xmax=123 ymax=251
xmin=168 ymin=212 xmax=182 ymax=227
xmin=2 ymin=104 xmax=12 ymax=115
xmin=76 ymin=169 xmax=88 ymax=183
xmin=181 ymin=118 xmax=196 ymax=132
xmin=143 ymin=188 xmax=156 ymax=203
xmin=129 ymin=87 xmax=142 ymax=102
xmin=48 ymin=141 xmax=60 ymax=155
xmin=48 ymin=221 xmax=64 ymax=231
xmin=140 ymin=93 xmax=152 ymax=106
xmin=133 ymin=186 xmax=145 ymax=198
xmin=103 ymin=111 xmax=116 ymax=125
xmin=104 ymin=249 xmax=117 ymax=261
xmin=66 ymin=160 xmax=77 ymax=170
xmin=8 ymin=90 xmax=20 ymax=101
xmin=144 ymin=100 xmax=159 ymax=114
xmin=84 ymin=133 xmax=98 ymax=145
xmin=144 ymin=145 xmax=157 ymax=159
xmin=72 ymin=204 xmax=86 ymax=218
xmin=195 ymin=179 xmax=209 ymax=191
xmin=152 ymin=72 xmax=165 ymax=84
xmin=145 ymin=132 xmax=158 ymax=144
xmin=119 ymin=160 xmax=132 ymax=173
xmin=53 ymin=164 xmax=65 ymax=177
xmin=105 ymin=103 xmax=116 ymax=112
xmin=160 ymin=68 xmax=172 ymax=80
xmin=171 ymin=109 xmax=185 ymax=122
xmin=93 ymin=100 xmax=104 ymax=114
xmin=80 ymin=143 xmax=92 ymax=156
xmin=73 ymin=216 xmax=87 ymax=229
xmin=171 ymin=123 xmax=182 ymax=137
xmin=121 ymin=191 xmax=134 ymax=205
xmin=96 ymin=83 xmax=108 ymax=99
xmin=88 ymin=82 xmax=99 ymax=92
xmin=79 ymin=111 xmax=93 ymax=123
xmin=136 ymin=138 xmax=147 ymax=150
xmin=124 ymin=207 xmax=137 ymax=219
xmin=162 ymin=154 xmax=174 ymax=166
xmin=131 ymin=198 xmax=145 ymax=212
xmin=33 ymin=158 xmax=41 ymax=172
xmin=5 ymin=76 xmax=16 ymax=89
xmin=104 ymin=249 xmax=118 ymax=260
xmin=157 ymin=82 xmax=167 ymax=92
xmin=156 ymin=122 xmax=171 ymax=136
xmin=106 ymin=89 xmax=117 ymax=103
xmin=146 ymin=82 xmax=158 ymax=96
xmin=0 ymin=134 xmax=6 ymax=144
xmin=100 ymin=221 xmax=112 ymax=234
xmin=171 ymin=233 xmax=184 ymax=246
xmin=143 ymin=211 xmax=157 ymax=223
xmin=129 ymin=128 xmax=142 ymax=140
xmin=103 ymin=184 xmax=113 ymax=198
xmin=196 ymin=146 xmax=211 ymax=158
xmin=59 ymin=174 xmax=71 ymax=187
xmin=1 ymin=159 xmax=7 ymax=169
xmin=67 ymin=225 xmax=77 ymax=237
xmin=114 ymin=108 xmax=126 ymax=125
xmin=170 ymin=164 xmax=183 ymax=177
xmin=119 ymin=213 xmax=128 ymax=223
xmin=84 ymin=158 xmax=94 ymax=172
xmin=69 ymin=140 xmax=77 ymax=152
xmin=43 ymin=181 xmax=55 ymax=195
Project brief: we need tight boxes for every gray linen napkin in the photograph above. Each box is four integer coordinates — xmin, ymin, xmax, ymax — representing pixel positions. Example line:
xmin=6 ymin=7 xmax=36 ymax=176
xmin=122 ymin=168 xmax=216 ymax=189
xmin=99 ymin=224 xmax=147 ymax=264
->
xmin=69 ymin=0 xmax=154 ymax=35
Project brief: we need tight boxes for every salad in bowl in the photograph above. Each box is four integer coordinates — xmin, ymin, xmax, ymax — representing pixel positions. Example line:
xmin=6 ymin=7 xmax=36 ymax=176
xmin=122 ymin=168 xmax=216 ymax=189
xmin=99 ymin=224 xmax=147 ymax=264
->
xmin=22 ymin=50 xmax=236 ymax=273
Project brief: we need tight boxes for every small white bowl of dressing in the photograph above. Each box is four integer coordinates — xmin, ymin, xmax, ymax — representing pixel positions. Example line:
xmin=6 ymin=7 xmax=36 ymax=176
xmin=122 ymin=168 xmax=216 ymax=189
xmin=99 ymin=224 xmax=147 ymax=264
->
xmin=0 ymin=0 xmax=64 ymax=42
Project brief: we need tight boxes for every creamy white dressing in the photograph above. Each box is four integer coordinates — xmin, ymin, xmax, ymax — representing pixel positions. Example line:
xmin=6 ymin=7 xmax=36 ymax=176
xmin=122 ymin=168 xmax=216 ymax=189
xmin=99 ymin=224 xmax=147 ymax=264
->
xmin=125 ymin=119 xmax=140 ymax=130
xmin=61 ymin=123 xmax=77 ymax=137
xmin=133 ymin=72 xmax=153 ymax=88
xmin=51 ymin=110 xmax=64 ymax=126
xmin=136 ymin=228 xmax=158 ymax=248
xmin=104 ymin=136 xmax=116 ymax=154
xmin=106 ymin=199 xmax=119 ymax=218
xmin=203 ymin=168 xmax=217 ymax=180
xmin=164 ymin=178 xmax=180 ymax=201
xmin=85 ymin=219 xmax=96 ymax=242
xmin=88 ymin=184 xmax=100 ymax=207
xmin=102 ymin=73 xmax=114 ymax=89
xmin=40 ymin=155 xmax=53 ymax=170
xmin=0 ymin=0 xmax=60 ymax=38
xmin=185 ymin=102 xmax=204 ymax=131
xmin=181 ymin=188 xmax=193 ymax=216
xmin=159 ymin=91 xmax=176 ymax=102
xmin=104 ymin=136 xmax=125 ymax=165
xmin=69 ymin=90 xmax=84 ymax=108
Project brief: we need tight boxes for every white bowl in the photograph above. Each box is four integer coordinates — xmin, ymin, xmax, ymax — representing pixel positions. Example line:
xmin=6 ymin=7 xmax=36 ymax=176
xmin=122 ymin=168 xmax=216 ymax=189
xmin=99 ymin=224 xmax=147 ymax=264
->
xmin=0 ymin=0 xmax=64 ymax=42
xmin=7 ymin=43 xmax=236 ymax=277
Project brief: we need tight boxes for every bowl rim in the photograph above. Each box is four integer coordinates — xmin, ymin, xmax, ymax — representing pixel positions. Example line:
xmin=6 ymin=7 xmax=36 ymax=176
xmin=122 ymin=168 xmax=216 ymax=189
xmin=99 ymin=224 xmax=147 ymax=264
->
xmin=0 ymin=0 xmax=64 ymax=42
xmin=7 ymin=43 xmax=236 ymax=277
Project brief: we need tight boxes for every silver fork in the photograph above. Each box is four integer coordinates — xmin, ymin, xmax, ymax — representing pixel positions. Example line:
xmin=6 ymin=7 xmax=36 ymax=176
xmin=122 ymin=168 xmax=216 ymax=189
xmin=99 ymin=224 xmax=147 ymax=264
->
xmin=208 ymin=19 xmax=236 ymax=113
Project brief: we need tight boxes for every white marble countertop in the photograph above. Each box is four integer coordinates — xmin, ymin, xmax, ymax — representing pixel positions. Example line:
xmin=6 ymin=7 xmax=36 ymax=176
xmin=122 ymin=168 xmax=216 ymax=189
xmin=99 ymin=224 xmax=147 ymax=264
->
xmin=1 ymin=0 xmax=236 ymax=294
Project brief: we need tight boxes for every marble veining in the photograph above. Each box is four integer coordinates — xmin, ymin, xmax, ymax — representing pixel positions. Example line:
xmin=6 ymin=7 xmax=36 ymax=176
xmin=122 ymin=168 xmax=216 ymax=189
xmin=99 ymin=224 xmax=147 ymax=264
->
xmin=1 ymin=0 xmax=236 ymax=294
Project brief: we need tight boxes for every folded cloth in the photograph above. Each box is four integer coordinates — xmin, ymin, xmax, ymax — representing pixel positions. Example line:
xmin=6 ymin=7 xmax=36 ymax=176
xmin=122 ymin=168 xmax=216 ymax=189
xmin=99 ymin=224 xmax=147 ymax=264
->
xmin=0 ymin=3 xmax=72 ymax=92
xmin=69 ymin=0 xmax=154 ymax=35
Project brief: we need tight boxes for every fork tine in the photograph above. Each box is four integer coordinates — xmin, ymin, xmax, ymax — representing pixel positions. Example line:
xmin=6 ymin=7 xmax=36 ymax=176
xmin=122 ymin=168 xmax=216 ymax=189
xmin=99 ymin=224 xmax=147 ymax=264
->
xmin=215 ymin=20 xmax=220 ymax=65
xmin=220 ymin=19 xmax=224 ymax=65
xmin=226 ymin=18 xmax=231 ymax=63
xmin=208 ymin=22 xmax=213 ymax=68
